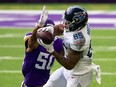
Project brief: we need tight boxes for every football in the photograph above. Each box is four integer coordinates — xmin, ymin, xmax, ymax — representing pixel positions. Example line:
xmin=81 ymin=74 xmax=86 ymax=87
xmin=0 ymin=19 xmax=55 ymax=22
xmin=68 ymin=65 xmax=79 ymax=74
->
xmin=36 ymin=31 xmax=54 ymax=44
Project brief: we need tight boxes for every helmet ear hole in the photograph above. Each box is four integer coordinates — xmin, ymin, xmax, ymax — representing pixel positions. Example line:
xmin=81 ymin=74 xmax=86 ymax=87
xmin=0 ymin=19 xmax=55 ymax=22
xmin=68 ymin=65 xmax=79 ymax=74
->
xmin=64 ymin=6 xmax=88 ymax=31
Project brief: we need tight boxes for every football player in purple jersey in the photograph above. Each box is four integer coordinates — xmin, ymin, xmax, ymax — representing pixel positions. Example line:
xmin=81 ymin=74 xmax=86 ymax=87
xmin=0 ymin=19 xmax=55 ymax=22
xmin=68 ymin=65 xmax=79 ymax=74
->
xmin=21 ymin=6 xmax=64 ymax=87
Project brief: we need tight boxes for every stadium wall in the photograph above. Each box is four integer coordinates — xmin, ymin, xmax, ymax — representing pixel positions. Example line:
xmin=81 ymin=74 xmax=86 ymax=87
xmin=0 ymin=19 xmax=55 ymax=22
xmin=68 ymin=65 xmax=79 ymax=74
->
xmin=0 ymin=0 xmax=116 ymax=3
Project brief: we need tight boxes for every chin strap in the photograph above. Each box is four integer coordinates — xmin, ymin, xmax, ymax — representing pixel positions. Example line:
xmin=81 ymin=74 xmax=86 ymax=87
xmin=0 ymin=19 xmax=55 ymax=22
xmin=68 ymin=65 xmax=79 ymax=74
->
xmin=91 ymin=63 xmax=101 ymax=85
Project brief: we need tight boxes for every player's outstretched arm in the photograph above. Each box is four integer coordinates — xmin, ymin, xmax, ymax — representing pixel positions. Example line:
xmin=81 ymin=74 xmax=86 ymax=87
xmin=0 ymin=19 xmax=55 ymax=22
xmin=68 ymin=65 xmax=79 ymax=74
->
xmin=26 ymin=25 xmax=41 ymax=52
xmin=38 ymin=24 xmax=64 ymax=36
xmin=26 ymin=6 xmax=48 ymax=52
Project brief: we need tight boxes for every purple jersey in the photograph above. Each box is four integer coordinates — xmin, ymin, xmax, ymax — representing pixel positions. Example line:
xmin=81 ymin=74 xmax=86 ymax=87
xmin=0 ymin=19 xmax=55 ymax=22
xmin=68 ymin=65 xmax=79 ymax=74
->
xmin=22 ymin=32 xmax=63 ymax=87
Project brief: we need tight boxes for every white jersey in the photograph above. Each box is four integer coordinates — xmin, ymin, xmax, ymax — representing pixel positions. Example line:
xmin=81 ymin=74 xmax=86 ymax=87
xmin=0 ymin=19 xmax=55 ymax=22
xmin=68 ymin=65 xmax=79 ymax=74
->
xmin=43 ymin=25 xmax=101 ymax=87
xmin=63 ymin=25 xmax=92 ymax=75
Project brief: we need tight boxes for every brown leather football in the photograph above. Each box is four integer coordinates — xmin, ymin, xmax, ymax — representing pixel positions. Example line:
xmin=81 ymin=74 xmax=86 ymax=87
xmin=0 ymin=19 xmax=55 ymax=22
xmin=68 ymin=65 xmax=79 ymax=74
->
xmin=36 ymin=31 xmax=54 ymax=44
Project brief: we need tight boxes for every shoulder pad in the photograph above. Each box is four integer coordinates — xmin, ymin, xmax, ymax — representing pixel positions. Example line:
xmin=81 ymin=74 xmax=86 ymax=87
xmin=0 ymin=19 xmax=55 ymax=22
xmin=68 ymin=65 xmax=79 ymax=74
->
xmin=24 ymin=32 xmax=32 ymax=41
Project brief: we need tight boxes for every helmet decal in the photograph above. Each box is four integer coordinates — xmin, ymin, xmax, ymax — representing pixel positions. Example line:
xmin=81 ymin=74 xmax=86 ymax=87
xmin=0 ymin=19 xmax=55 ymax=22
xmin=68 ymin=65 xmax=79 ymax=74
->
xmin=72 ymin=12 xmax=86 ymax=24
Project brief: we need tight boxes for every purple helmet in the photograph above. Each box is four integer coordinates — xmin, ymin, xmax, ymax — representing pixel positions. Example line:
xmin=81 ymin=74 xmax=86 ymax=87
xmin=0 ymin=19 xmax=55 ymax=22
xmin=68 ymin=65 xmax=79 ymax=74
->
xmin=43 ymin=18 xmax=55 ymax=27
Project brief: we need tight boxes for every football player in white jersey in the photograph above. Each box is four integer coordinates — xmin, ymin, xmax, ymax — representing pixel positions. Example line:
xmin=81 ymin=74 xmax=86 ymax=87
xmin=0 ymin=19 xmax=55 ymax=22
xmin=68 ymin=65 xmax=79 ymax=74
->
xmin=38 ymin=5 xmax=101 ymax=87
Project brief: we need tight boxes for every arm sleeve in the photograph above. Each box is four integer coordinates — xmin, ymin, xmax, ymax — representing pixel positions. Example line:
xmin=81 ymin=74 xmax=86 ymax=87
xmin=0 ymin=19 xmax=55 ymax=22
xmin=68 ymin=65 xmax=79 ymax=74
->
xmin=53 ymin=37 xmax=63 ymax=53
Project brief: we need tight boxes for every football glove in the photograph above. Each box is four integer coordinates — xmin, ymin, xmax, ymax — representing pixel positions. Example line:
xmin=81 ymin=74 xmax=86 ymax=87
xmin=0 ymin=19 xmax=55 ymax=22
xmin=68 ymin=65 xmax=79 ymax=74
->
xmin=37 ymin=26 xmax=54 ymax=35
xmin=37 ymin=38 xmax=54 ymax=53
xmin=35 ymin=6 xmax=48 ymax=27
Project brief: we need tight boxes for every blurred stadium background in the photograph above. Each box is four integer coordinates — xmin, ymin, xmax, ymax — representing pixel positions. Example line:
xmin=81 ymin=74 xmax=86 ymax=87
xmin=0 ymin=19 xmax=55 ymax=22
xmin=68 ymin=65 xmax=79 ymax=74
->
xmin=0 ymin=1 xmax=116 ymax=87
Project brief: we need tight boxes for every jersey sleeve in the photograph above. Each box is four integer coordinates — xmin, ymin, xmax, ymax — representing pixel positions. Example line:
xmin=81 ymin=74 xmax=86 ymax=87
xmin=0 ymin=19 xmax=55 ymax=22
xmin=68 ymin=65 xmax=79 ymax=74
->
xmin=53 ymin=37 xmax=63 ymax=53
xmin=23 ymin=32 xmax=32 ymax=49
xmin=23 ymin=32 xmax=32 ymax=42
xmin=70 ymin=31 xmax=90 ymax=51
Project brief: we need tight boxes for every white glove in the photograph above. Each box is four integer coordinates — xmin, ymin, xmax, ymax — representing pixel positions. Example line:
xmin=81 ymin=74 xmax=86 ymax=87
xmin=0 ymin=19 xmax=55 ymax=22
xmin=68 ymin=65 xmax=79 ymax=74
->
xmin=37 ymin=38 xmax=54 ymax=53
xmin=37 ymin=26 xmax=54 ymax=35
xmin=35 ymin=6 xmax=48 ymax=27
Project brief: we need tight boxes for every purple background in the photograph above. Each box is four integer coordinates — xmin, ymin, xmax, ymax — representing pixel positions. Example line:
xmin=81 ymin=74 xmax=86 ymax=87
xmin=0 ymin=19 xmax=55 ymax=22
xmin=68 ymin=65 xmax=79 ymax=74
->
xmin=0 ymin=11 xmax=116 ymax=29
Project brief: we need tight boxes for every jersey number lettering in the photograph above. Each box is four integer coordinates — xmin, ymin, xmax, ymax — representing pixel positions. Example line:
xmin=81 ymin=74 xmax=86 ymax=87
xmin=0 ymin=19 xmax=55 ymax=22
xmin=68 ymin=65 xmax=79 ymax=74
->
xmin=35 ymin=52 xmax=54 ymax=70
xmin=73 ymin=32 xmax=83 ymax=40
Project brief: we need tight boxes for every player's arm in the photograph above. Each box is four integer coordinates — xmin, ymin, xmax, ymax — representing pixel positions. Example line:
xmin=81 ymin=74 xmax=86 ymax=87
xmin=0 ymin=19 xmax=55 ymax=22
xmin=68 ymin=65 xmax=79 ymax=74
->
xmin=26 ymin=6 xmax=48 ymax=52
xmin=31 ymin=24 xmax=60 ymax=53
xmin=40 ymin=24 xmax=64 ymax=36
xmin=38 ymin=38 xmax=81 ymax=70
xmin=26 ymin=25 xmax=41 ymax=52
xmin=53 ymin=24 xmax=64 ymax=36
xmin=52 ymin=48 xmax=82 ymax=70
xmin=59 ymin=48 xmax=64 ymax=56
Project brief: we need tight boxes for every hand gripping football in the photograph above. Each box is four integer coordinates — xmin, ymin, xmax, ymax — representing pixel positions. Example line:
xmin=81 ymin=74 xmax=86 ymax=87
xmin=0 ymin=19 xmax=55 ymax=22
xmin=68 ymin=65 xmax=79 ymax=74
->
xmin=36 ymin=31 xmax=54 ymax=44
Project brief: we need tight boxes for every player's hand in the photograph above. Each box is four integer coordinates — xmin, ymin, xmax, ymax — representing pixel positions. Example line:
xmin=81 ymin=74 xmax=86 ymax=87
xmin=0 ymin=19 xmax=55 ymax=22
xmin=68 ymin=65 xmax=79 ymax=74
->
xmin=37 ymin=26 xmax=54 ymax=35
xmin=35 ymin=6 xmax=48 ymax=27
xmin=54 ymin=24 xmax=64 ymax=36
xmin=37 ymin=38 xmax=54 ymax=53
xmin=37 ymin=24 xmax=64 ymax=36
